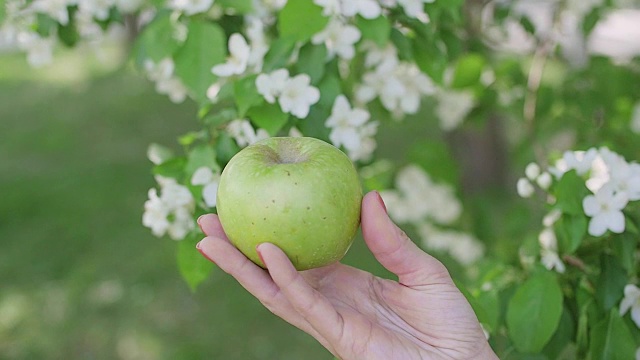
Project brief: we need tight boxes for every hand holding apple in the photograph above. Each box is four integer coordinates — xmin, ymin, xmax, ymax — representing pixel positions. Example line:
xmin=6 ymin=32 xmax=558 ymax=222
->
xmin=215 ymin=137 xmax=362 ymax=270
xmin=196 ymin=192 xmax=498 ymax=360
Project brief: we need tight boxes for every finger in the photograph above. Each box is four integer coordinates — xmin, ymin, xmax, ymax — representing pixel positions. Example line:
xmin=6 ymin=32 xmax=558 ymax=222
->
xmin=197 ymin=214 xmax=227 ymax=239
xmin=361 ymin=191 xmax=452 ymax=287
xmin=196 ymin=236 xmax=330 ymax=346
xmin=257 ymin=243 xmax=345 ymax=345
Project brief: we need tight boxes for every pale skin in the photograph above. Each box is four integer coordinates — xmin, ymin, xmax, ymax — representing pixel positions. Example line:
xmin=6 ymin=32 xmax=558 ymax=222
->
xmin=197 ymin=191 xmax=499 ymax=360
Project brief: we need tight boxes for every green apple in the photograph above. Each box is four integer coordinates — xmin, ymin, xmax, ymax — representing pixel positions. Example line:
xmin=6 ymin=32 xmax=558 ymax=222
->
xmin=216 ymin=137 xmax=362 ymax=270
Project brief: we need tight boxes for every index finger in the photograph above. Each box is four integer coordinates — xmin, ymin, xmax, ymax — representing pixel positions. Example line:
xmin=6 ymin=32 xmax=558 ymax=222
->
xmin=197 ymin=214 xmax=228 ymax=239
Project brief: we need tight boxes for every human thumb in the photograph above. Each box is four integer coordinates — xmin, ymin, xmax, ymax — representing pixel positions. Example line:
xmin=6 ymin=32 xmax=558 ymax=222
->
xmin=360 ymin=191 xmax=452 ymax=286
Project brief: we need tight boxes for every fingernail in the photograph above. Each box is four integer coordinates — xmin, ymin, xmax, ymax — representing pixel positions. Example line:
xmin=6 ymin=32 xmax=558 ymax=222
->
xmin=374 ymin=191 xmax=387 ymax=214
xmin=196 ymin=240 xmax=216 ymax=264
xmin=256 ymin=244 xmax=267 ymax=267
xmin=197 ymin=215 xmax=205 ymax=226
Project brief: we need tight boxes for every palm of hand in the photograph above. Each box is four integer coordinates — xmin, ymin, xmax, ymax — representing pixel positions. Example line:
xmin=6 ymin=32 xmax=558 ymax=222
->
xmin=298 ymin=263 xmax=486 ymax=360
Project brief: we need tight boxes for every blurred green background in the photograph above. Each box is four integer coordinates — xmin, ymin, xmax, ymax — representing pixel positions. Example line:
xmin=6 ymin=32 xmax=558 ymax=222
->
xmin=0 ymin=46 xmax=527 ymax=359
xmin=0 ymin=52 xmax=351 ymax=359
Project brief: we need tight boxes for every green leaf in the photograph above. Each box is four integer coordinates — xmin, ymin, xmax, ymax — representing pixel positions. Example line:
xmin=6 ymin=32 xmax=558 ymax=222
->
xmin=35 ymin=13 xmax=58 ymax=37
xmin=408 ymin=140 xmax=459 ymax=185
xmin=553 ymin=170 xmax=590 ymax=216
xmin=185 ymin=144 xmax=219 ymax=178
xmin=506 ymin=272 xmax=564 ymax=353
xmin=613 ymin=234 xmax=638 ymax=275
xmin=295 ymin=43 xmax=328 ymax=84
xmin=247 ymin=103 xmax=289 ymax=136
xmin=356 ymin=15 xmax=391 ymax=48
xmin=202 ymin=108 xmax=238 ymax=128
xmin=262 ymin=37 xmax=297 ymax=72
xmin=412 ymin=35 xmax=447 ymax=84
xmin=278 ymin=0 xmax=328 ymax=43
xmin=178 ymin=131 xmax=206 ymax=147
xmin=132 ymin=11 xmax=183 ymax=64
xmin=589 ymin=309 xmax=636 ymax=360
xmin=543 ymin=307 xmax=575 ymax=360
xmin=216 ymin=132 xmax=241 ymax=166
xmin=390 ymin=28 xmax=413 ymax=61
xmin=57 ymin=8 xmax=79 ymax=47
xmin=216 ymin=0 xmax=253 ymax=14
xmin=316 ymin=73 xmax=342 ymax=109
xmin=520 ymin=15 xmax=536 ymax=35
xmin=476 ymin=290 xmax=500 ymax=333
xmin=595 ymin=254 xmax=627 ymax=312
xmin=556 ymin=213 xmax=587 ymax=254
xmin=177 ymin=232 xmax=214 ymax=292
xmin=234 ymin=75 xmax=264 ymax=117
xmin=582 ymin=8 xmax=601 ymax=35
xmin=174 ymin=21 xmax=226 ymax=104
xmin=451 ymin=53 xmax=486 ymax=88
xmin=153 ymin=157 xmax=187 ymax=179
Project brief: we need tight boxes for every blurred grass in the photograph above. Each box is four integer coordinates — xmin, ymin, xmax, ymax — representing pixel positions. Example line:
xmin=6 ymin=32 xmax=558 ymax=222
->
xmin=0 ymin=56 xmax=347 ymax=359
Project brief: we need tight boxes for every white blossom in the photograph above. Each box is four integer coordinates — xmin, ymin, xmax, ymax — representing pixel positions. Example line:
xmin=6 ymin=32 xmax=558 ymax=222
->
xmin=256 ymin=68 xmax=290 ymax=103
xmin=583 ymin=184 xmax=629 ymax=236
xmin=30 ymin=0 xmax=74 ymax=25
xmin=143 ymin=177 xmax=195 ymax=240
xmin=340 ymin=0 xmax=381 ymax=19
xmin=417 ymin=223 xmax=485 ymax=265
xmin=383 ymin=165 xmax=462 ymax=225
xmin=78 ymin=0 xmax=114 ymax=21
xmin=288 ymin=126 xmax=303 ymax=137
xmin=434 ymin=88 xmax=475 ymax=131
xmin=525 ymin=162 xmax=541 ymax=180
xmin=391 ymin=0 xmax=434 ymax=22
xmin=314 ymin=0 xmax=381 ymax=18
xmin=312 ymin=19 xmax=361 ymax=60
xmin=212 ymin=33 xmax=250 ymax=77
xmin=17 ymin=32 xmax=55 ymax=67
xmin=144 ymin=58 xmax=188 ymax=103
xmin=147 ymin=143 xmax=174 ymax=165
xmin=541 ymin=250 xmax=566 ymax=273
xmin=325 ymin=95 xmax=370 ymax=150
xmin=245 ymin=16 xmax=269 ymax=72
xmin=449 ymin=233 xmax=485 ymax=265
xmin=156 ymin=77 xmax=188 ymax=103
xmin=115 ymin=0 xmax=145 ymax=13
xmin=517 ymin=178 xmax=534 ymax=198
xmin=278 ymin=73 xmax=320 ymax=118
xmin=543 ymin=209 xmax=562 ymax=227
xmin=191 ymin=166 xmax=221 ymax=208
xmin=226 ymin=119 xmax=269 ymax=147
xmin=538 ymin=228 xmax=565 ymax=273
xmin=551 ymin=148 xmax=598 ymax=178
xmin=347 ymin=121 xmax=378 ymax=161
xmin=620 ymin=284 xmax=640 ymax=328
xmin=168 ymin=0 xmax=214 ymax=15
xmin=536 ymin=172 xmax=552 ymax=190
xmin=313 ymin=0 xmax=341 ymax=16
xmin=357 ymin=62 xmax=434 ymax=117
xmin=608 ymin=158 xmax=640 ymax=201
xmin=167 ymin=207 xmax=195 ymax=240
xmin=362 ymin=42 xmax=398 ymax=70
xmin=143 ymin=188 xmax=170 ymax=237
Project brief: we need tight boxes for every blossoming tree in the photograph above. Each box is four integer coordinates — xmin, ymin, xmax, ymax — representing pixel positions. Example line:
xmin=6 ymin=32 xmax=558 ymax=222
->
xmin=3 ymin=0 xmax=640 ymax=357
